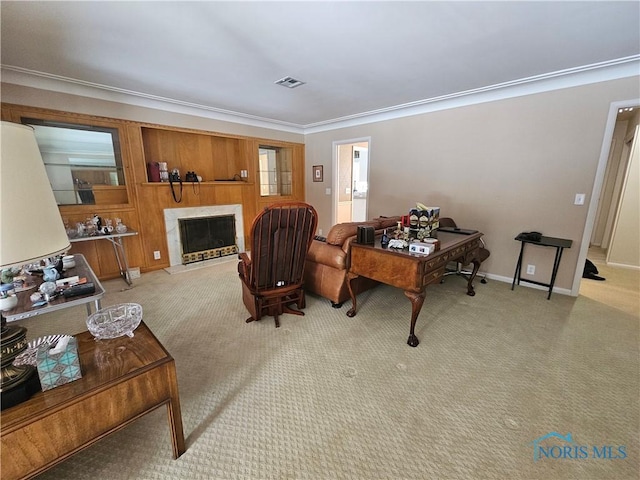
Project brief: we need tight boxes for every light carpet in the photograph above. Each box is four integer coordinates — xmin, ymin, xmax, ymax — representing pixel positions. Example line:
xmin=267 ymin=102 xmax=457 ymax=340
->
xmin=16 ymin=260 xmax=639 ymax=480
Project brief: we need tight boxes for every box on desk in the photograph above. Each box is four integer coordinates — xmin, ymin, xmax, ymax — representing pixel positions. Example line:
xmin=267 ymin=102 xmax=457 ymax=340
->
xmin=36 ymin=336 xmax=82 ymax=391
xmin=409 ymin=206 xmax=440 ymax=239
xmin=409 ymin=242 xmax=436 ymax=255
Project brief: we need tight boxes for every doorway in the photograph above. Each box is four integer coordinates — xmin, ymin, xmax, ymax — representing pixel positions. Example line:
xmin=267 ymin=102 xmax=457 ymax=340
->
xmin=573 ymin=101 xmax=640 ymax=296
xmin=333 ymin=138 xmax=371 ymax=224
xmin=591 ymin=110 xmax=638 ymax=258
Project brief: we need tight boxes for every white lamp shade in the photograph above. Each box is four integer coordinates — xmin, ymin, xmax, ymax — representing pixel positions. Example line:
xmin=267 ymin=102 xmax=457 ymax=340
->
xmin=1 ymin=121 xmax=71 ymax=269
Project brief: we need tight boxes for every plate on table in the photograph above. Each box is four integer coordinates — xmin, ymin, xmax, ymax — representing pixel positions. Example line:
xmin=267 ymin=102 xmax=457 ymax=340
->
xmin=13 ymin=334 xmax=66 ymax=367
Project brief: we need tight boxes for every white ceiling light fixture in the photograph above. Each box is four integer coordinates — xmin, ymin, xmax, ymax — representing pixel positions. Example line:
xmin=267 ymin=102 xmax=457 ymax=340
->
xmin=275 ymin=76 xmax=305 ymax=89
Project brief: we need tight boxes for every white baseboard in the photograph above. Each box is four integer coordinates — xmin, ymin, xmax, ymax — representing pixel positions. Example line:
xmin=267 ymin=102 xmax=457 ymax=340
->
xmin=482 ymin=272 xmax=574 ymax=297
xmin=605 ymin=262 xmax=640 ymax=271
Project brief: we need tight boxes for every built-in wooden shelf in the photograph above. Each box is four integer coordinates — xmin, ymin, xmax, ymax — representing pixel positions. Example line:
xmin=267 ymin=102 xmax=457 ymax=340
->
xmin=139 ymin=181 xmax=253 ymax=186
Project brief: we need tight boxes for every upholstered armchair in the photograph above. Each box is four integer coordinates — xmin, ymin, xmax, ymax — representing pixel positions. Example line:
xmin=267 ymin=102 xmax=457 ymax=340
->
xmin=238 ymin=202 xmax=318 ymax=328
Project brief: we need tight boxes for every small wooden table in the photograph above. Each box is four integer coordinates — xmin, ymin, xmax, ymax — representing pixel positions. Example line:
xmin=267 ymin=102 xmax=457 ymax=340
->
xmin=0 ymin=322 xmax=185 ymax=480
xmin=347 ymin=231 xmax=484 ymax=347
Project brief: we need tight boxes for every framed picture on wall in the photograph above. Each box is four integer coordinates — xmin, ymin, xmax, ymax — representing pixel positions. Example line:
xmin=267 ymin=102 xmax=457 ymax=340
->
xmin=313 ymin=165 xmax=323 ymax=182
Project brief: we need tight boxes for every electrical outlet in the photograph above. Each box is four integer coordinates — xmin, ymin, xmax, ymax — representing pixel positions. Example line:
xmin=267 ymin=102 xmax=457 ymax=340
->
xmin=318 ymin=229 xmax=323 ymax=236
xmin=153 ymin=250 xmax=161 ymax=260
xmin=240 ymin=170 xmax=248 ymax=178
xmin=526 ymin=264 xmax=535 ymax=275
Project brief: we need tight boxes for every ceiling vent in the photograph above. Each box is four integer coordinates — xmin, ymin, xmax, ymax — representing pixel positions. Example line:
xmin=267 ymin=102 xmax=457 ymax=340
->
xmin=275 ymin=76 xmax=305 ymax=89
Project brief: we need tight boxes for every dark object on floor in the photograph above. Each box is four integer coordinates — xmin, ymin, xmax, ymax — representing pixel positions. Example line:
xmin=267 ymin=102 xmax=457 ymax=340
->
xmin=583 ymin=258 xmax=606 ymax=281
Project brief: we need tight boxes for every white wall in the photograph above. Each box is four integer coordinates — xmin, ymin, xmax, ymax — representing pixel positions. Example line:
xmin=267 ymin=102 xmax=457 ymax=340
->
xmin=304 ymin=77 xmax=640 ymax=293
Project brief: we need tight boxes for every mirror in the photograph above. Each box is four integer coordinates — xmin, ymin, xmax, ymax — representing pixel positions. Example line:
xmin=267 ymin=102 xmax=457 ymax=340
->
xmin=259 ymin=145 xmax=292 ymax=196
xmin=21 ymin=118 xmax=127 ymax=205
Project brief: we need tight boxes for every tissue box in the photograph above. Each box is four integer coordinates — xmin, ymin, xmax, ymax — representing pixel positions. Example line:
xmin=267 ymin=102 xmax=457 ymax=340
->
xmin=36 ymin=336 xmax=82 ymax=390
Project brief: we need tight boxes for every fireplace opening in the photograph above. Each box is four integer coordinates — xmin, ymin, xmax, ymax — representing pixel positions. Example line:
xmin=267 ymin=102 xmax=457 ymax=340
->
xmin=179 ymin=215 xmax=237 ymax=264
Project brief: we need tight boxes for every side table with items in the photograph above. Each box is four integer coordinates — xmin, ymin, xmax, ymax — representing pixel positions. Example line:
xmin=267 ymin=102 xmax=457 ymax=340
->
xmin=3 ymin=254 xmax=105 ymax=323
xmin=69 ymin=230 xmax=138 ymax=286
xmin=1 ymin=254 xmax=105 ymax=411
xmin=0 ymin=321 xmax=186 ymax=480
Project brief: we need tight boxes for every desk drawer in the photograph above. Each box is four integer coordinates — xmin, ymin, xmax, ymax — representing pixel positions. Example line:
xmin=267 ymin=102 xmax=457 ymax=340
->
xmin=422 ymin=267 xmax=444 ymax=286
xmin=425 ymin=254 xmax=449 ymax=270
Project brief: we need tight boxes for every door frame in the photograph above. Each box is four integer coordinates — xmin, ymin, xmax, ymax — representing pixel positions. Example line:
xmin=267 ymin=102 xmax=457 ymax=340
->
xmin=571 ymin=98 xmax=640 ymax=295
xmin=331 ymin=136 xmax=372 ymax=226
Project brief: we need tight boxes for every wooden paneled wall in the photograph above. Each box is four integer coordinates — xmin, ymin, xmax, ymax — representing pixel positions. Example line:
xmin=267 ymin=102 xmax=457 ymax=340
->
xmin=2 ymin=104 xmax=305 ymax=280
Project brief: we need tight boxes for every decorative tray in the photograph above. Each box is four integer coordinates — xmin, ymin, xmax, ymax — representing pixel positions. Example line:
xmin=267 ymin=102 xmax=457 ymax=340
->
xmin=13 ymin=334 xmax=66 ymax=367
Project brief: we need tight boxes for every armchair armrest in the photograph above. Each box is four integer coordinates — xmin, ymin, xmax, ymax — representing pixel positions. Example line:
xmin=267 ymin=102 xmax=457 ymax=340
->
xmin=238 ymin=252 xmax=252 ymax=280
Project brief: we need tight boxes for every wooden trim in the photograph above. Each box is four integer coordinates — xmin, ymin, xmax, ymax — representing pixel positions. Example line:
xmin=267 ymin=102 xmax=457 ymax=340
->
xmin=2 ymin=103 xmax=305 ymax=279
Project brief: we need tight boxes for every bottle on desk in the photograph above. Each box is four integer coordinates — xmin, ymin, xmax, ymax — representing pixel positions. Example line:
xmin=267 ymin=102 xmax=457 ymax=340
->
xmin=381 ymin=228 xmax=390 ymax=249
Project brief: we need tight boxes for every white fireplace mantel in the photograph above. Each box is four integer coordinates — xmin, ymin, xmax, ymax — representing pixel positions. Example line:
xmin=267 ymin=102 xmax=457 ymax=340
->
xmin=164 ymin=204 xmax=244 ymax=267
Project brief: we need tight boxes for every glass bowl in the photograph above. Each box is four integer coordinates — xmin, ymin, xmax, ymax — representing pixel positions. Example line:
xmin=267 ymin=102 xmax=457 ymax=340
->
xmin=86 ymin=303 xmax=142 ymax=340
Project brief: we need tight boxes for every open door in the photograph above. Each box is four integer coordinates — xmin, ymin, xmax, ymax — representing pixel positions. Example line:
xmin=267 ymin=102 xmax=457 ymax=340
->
xmin=334 ymin=138 xmax=370 ymax=224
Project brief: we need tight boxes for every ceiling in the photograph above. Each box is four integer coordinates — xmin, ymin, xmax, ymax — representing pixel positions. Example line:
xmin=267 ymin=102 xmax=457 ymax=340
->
xmin=2 ymin=1 xmax=639 ymax=132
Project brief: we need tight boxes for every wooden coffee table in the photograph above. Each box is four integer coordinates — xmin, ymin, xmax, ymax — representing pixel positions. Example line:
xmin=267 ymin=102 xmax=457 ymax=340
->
xmin=347 ymin=231 xmax=484 ymax=347
xmin=0 ymin=322 xmax=185 ymax=480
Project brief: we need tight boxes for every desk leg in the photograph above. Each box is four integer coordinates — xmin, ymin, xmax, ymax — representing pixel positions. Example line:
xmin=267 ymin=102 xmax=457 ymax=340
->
xmin=108 ymin=237 xmax=133 ymax=286
xmin=405 ymin=290 xmax=425 ymax=347
xmin=346 ymin=272 xmax=358 ymax=318
xmin=166 ymin=362 xmax=186 ymax=459
xmin=511 ymin=242 xmax=525 ymax=290
xmin=466 ymin=259 xmax=480 ymax=297
xmin=547 ymin=247 xmax=565 ymax=300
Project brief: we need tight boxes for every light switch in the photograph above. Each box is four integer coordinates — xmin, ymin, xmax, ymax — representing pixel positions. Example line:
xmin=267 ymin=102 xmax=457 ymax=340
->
xmin=574 ymin=193 xmax=585 ymax=205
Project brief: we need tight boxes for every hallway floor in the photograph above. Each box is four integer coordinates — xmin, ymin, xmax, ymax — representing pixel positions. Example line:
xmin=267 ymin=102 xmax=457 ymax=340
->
xmin=579 ymin=246 xmax=640 ymax=317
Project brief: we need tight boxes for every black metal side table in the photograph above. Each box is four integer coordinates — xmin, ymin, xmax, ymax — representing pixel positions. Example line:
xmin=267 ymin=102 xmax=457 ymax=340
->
xmin=512 ymin=233 xmax=573 ymax=299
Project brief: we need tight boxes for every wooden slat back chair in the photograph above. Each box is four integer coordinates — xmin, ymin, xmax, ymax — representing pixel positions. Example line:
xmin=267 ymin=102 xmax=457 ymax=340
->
xmin=238 ymin=202 xmax=318 ymax=328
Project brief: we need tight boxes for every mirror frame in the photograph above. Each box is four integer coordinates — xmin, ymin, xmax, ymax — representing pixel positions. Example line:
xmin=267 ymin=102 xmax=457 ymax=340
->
xmin=19 ymin=114 xmax=132 ymax=209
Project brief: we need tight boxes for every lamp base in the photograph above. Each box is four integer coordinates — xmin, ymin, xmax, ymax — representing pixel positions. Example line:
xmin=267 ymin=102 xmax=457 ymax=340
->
xmin=0 ymin=313 xmax=42 ymax=410
xmin=1 ymin=365 xmax=40 ymax=410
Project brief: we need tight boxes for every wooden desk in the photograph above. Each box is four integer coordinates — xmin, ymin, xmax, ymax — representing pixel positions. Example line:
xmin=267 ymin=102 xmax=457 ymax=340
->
xmin=0 ymin=322 xmax=185 ymax=480
xmin=347 ymin=231 xmax=484 ymax=347
xmin=4 ymin=254 xmax=105 ymax=323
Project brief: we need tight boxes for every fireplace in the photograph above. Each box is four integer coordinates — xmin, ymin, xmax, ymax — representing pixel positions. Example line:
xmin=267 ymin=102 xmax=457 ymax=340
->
xmin=179 ymin=215 xmax=237 ymax=264
xmin=164 ymin=205 xmax=244 ymax=267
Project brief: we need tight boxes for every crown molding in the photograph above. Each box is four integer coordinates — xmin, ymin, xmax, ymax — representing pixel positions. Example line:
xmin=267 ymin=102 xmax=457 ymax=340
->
xmin=304 ymin=56 xmax=640 ymax=133
xmin=2 ymin=55 xmax=639 ymax=135
xmin=0 ymin=66 xmax=305 ymax=135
